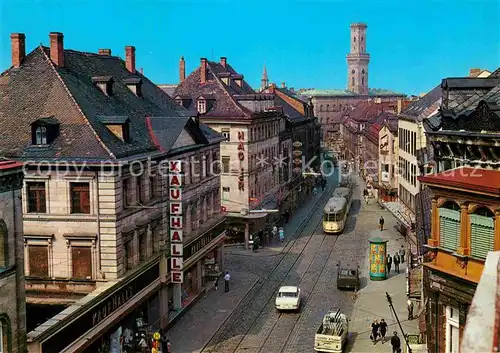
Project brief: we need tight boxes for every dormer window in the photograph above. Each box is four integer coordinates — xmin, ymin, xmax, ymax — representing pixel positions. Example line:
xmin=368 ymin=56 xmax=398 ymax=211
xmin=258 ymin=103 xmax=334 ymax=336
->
xmin=174 ymin=95 xmax=192 ymax=109
xmin=232 ymin=74 xmax=243 ymax=87
xmin=31 ymin=117 xmax=60 ymax=146
xmin=197 ymin=99 xmax=207 ymax=114
xmin=123 ymin=77 xmax=142 ymax=97
xmin=219 ymin=72 xmax=231 ymax=86
xmin=91 ymin=76 xmax=114 ymax=96
xmin=97 ymin=116 xmax=130 ymax=142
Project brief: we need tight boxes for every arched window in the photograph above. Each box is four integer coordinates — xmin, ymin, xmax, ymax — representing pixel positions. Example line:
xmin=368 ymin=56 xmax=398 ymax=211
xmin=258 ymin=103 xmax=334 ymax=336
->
xmin=35 ymin=126 xmax=47 ymax=145
xmin=326 ymin=104 xmax=330 ymax=111
xmin=362 ymin=77 xmax=365 ymax=85
xmin=362 ymin=69 xmax=365 ymax=74
xmin=439 ymin=201 xmax=461 ymax=251
xmin=470 ymin=207 xmax=495 ymax=259
xmin=353 ymin=37 xmax=356 ymax=42
xmin=0 ymin=314 xmax=12 ymax=353
xmin=320 ymin=104 xmax=324 ymax=112
xmin=0 ymin=220 xmax=6 ymax=268
xmin=352 ymin=77 xmax=355 ymax=86
xmin=351 ymin=69 xmax=355 ymax=74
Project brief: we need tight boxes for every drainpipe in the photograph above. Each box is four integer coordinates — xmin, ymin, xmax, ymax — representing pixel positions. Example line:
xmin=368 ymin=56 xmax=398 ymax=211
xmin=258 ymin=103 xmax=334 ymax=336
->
xmin=12 ymin=187 xmax=21 ymax=353
xmin=95 ymin=171 xmax=103 ymax=279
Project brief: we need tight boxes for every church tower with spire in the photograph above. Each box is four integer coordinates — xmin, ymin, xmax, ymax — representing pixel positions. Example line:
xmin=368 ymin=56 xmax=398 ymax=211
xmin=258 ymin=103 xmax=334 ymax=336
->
xmin=261 ymin=65 xmax=269 ymax=90
xmin=346 ymin=23 xmax=370 ymax=95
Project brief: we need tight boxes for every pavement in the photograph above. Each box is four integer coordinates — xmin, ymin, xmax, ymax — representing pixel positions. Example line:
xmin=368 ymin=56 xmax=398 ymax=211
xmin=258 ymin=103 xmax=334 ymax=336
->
xmin=346 ymin=177 xmax=419 ymax=353
xmin=164 ymin=173 xmax=337 ymax=353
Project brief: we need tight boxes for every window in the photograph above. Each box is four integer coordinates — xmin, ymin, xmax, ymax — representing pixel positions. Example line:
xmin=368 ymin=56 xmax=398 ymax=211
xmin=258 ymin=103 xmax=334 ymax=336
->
xmin=222 ymin=156 xmax=230 ymax=173
xmin=123 ymin=179 xmax=131 ymax=208
xmin=0 ymin=220 xmax=7 ymax=268
xmin=71 ymin=246 xmax=92 ymax=279
xmin=138 ymin=229 xmax=147 ymax=262
xmin=28 ymin=245 xmax=49 ymax=277
xmin=0 ymin=315 xmax=11 ymax=353
xmin=136 ymin=177 xmax=143 ymax=204
xmin=70 ymin=183 xmax=90 ymax=214
xmin=35 ymin=126 xmax=47 ymax=145
xmin=352 ymin=77 xmax=355 ymax=86
xmin=222 ymin=187 xmax=230 ymax=201
xmin=221 ymin=128 xmax=230 ymax=141
xmin=446 ymin=306 xmax=460 ymax=353
xmin=197 ymin=100 xmax=206 ymax=114
xmin=439 ymin=202 xmax=461 ymax=251
xmin=27 ymin=182 xmax=46 ymax=213
xmin=149 ymin=176 xmax=157 ymax=200
xmin=124 ymin=234 xmax=134 ymax=271
xmin=362 ymin=77 xmax=365 ymax=85
xmin=152 ymin=222 xmax=161 ymax=254
xmin=470 ymin=207 xmax=495 ymax=259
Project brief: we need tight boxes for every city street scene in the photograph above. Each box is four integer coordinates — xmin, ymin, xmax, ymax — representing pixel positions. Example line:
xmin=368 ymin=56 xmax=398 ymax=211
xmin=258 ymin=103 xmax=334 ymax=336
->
xmin=0 ymin=1 xmax=499 ymax=353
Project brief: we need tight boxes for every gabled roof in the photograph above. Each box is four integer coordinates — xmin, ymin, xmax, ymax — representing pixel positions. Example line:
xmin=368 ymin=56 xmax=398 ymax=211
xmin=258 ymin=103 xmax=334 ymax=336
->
xmin=347 ymin=101 xmax=396 ymax=123
xmin=173 ymin=60 xmax=256 ymax=118
xmin=400 ymin=85 xmax=442 ymax=122
xmin=146 ymin=116 xmax=208 ymax=152
xmin=298 ymin=88 xmax=405 ymax=98
xmin=0 ymin=43 xmax=221 ymax=161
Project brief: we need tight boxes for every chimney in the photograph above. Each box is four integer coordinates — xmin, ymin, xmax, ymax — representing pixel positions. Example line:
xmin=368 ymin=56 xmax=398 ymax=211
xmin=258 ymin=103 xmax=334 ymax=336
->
xmin=281 ymin=82 xmax=286 ymax=88
xmin=179 ymin=56 xmax=185 ymax=82
xmin=125 ymin=46 xmax=136 ymax=73
xmin=10 ymin=33 xmax=25 ymax=68
xmin=220 ymin=57 xmax=227 ymax=68
xmin=269 ymin=83 xmax=276 ymax=93
xmin=469 ymin=68 xmax=481 ymax=77
xmin=200 ymin=58 xmax=208 ymax=84
xmin=49 ymin=32 xmax=64 ymax=67
xmin=98 ymin=49 xmax=112 ymax=56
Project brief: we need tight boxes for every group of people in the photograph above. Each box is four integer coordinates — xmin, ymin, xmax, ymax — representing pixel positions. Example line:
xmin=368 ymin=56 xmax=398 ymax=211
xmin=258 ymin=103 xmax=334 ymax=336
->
xmin=214 ymin=271 xmax=231 ymax=292
xmin=386 ymin=246 xmax=406 ymax=274
xmin=121 ymin=330 xmax=171 ymax=353
xmin=370 ymin=319 xmax=402 ymax=352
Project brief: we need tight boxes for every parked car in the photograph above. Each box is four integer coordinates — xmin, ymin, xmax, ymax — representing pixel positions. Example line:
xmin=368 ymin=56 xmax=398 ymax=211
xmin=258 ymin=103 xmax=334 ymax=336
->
xmin=275 ymin=286 xmax=301 ymax=311
xmin=336 ymin=263 xmax=360 ymax=291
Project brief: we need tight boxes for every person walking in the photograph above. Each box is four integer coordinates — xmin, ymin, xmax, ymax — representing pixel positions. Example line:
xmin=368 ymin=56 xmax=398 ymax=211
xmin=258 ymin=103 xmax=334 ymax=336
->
xmin=379 ymin=216 xmax=385 ymax=231
xmin=371 ymin=319 xmax=380 ymax=343
xmin=214 ymin=275 xmax=219 ymax=291
xmin=390 ymin=331 xmax=401 ymax=353
xmin=272 ymin=225 xmax=277 ymax=242
xmin=379 ymin=319 xmax=388 ymax=343
xmin=399 ymin=245 xmax=406 ymax=263
xmin=387 ymin=254 xmax=392 ymax=274
xmin=224 ymin=271 xmax=231 ymax=292
xmin=279 ymin=227 xmax=285 ymax=243
xmin=407 ymin=299 xmax=414 ymax=320
xmin=394 ymin=253 xmax=400 ymax=274
xmin=363 ymin=189 xmax=369 ymax=204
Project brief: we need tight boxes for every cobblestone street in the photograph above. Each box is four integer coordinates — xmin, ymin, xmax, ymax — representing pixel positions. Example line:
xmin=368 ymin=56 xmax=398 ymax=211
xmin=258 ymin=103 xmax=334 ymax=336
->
xmin=166 ymin=171 xmax=415 ymax=353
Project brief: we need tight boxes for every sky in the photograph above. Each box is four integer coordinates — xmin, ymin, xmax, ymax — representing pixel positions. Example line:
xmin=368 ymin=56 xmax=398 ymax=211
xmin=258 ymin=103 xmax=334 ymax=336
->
xmin=1 ymin=0 xmax=499 ymax=95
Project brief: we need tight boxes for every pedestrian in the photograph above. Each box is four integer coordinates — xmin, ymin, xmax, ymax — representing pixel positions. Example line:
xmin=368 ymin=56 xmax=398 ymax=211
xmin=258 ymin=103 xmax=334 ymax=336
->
xmin=394 ymin=253 xmax=400 ymax=274
xmin=272 ymin=225 xmax=277 ymax=242
xmin=399 ymin=245 xmax=406 ymax=263
xmin=387 ymin=254 xmax=392 ymax=274
xmin=379 ymin=319 xmax=388 ymax=343
xmin=279 ymin=227 xmax=284 ymax=243
xmin=165 ymin=339 xmax=171 ymax=353
xmin=138 ymin=334 xmax=149 ymax=353
xmin=371 ymin=319 xmax=380 ymax=343
xmin=379 ymin=216 xmax=385 ymax=231
xmin=391 ymin=331 xmax=401 ymax=353
xmin=224 ymin=271 xmax=231 ymax=292
xmin=407 ymin=299 xmax=414 ymax=320
xmin=214 ymin=275 xmax=219 ymax=291
xmin=160 ymin=331 xmax=168 ymax=353
xmin=363 ymin=189 xmax=369 ymax=204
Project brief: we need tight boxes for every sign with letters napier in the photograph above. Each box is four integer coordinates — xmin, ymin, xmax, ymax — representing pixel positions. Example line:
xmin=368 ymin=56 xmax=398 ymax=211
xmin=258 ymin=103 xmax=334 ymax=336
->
xmin=169 ymin=160 xmax=183 ymax=283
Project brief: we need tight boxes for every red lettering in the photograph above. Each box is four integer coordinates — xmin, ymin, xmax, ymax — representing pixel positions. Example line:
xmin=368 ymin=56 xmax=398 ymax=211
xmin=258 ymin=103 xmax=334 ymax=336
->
xmin=170 ymin=230 xmax=183 ymax=242
xmin=169 ymin=160 xmax=181 ymax=172
xmin=170 ymin=202 xmax=181 ymax=214
xmin=171 ymin=257 xmax=183 ymax=270
xmin=170 ymin=216 xmax=183 ymax=229
xmin=238 ymin=142 xmax=244 ymax=151
xmin=170 ymin=174 xmax=181 ymax=187
xmin=171 ymin=243 xmax=183 ymax=256
xmin=172 ymin=272 xmax=183 ymax=283
xmin=238 ymin=131 xmax=244 ymax=140
xmin=170 ymin=188 xmax=182 ymax=200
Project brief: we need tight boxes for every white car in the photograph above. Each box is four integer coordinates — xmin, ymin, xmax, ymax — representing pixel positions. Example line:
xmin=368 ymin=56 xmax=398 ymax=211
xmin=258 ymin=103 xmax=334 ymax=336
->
xmin=275 ymin=286 xmax=301 ymax=311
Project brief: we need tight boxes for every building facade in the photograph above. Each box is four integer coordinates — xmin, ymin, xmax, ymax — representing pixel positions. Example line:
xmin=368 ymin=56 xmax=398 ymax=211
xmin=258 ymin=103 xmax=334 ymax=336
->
xmin=420 ymin=167 xmax=500 ymax=353
xmin=378 ymin=117 xmax=399 ymax=201
xmin=173 ymin=57 xmax=291 ymax=248
xmin=0 ymin=160 xmax=27 ymax=353
xmin=1 ymin=32 xmax=225 ymax=352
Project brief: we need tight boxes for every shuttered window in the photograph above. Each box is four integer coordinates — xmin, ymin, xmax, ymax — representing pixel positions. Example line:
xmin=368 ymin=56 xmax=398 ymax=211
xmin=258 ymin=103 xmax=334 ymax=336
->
xmin=28 ymin=245 xmax=49 ymax=277
xmin=71 ymin=246 xmax=92 ymax=279
xmin=470 ymin=214 xmax=494 ymax=259
xmin=439 ymin=208 xmax=460 ymax=251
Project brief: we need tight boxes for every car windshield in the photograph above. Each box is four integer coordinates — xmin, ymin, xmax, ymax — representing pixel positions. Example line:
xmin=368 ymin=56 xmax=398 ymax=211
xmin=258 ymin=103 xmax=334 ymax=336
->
xmin=340 ymin=269 xmax=356 ymax=276
xmin=279 ymin=291 xmax=297 ymax=297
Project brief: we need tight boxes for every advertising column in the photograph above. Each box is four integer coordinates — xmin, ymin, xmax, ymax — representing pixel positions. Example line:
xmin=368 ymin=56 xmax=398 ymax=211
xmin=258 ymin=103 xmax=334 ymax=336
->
xmin=169 ymin=160 xmax=184 ymax=310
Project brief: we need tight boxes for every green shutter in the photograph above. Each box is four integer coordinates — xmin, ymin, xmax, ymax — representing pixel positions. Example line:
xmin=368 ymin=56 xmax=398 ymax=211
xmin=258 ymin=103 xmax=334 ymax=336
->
xmin=439 ymin=208 xmax=460 ymax=251
xmin=470 ymin=214 xmax=494 ymax=259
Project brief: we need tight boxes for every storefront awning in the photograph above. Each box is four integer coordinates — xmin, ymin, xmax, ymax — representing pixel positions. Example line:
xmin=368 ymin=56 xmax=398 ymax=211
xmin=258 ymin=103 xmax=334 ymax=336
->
xmin=226 ymin=212 xmax=268 ymax=219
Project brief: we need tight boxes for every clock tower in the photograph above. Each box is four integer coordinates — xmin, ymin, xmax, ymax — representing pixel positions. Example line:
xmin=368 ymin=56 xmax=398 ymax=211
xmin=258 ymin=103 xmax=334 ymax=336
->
xmin=347 ymin=23 xmax=370 ymax=95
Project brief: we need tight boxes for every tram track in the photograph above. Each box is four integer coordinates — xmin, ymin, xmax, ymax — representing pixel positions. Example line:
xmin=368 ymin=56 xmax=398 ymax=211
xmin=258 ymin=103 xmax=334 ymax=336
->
xmin=201 ymin=175 xmax=339 ymax=353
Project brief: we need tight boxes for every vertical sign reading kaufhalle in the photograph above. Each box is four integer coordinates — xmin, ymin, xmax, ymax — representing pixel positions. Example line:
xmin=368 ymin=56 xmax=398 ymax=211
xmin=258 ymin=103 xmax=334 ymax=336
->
xmin=169 ymin=160 xmax=183 ymax=283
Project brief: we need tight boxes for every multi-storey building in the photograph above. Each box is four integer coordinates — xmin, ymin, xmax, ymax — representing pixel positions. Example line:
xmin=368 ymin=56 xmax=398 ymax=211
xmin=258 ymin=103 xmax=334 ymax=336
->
xmin=299 ymin=23 xmax=406 ymax=144
xmin=419 ymin=168 xmax=500 ymax=353
xmin=0 ymin=160 xmax=27 ymax=353
xmin=0 ymin=32 xmax=225 ymax=352
xmin=378 ymin=114 xmax=399 ymax=201
xmin=173 ymin=57 xmax=289 ymax=248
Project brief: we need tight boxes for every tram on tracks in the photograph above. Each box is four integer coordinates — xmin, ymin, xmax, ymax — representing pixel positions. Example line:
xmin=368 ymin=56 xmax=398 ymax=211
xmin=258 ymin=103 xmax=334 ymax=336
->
xmin=322 ymin=187 xmax=353 ymax=234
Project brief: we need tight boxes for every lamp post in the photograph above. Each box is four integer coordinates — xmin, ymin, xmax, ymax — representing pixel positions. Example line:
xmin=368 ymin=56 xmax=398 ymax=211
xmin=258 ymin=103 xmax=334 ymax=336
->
xmin=386 ymin=292 xmax=412 ymax=353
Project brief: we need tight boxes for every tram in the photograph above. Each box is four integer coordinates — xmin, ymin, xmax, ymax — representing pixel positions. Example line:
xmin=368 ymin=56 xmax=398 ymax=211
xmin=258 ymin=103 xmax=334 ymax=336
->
xmin=322 ymin=187 xmax=353 ymax=234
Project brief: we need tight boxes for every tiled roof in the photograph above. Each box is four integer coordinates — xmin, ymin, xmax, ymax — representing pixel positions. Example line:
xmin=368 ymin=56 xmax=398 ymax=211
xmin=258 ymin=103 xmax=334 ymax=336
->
xmin=157 ymin=84 xmax=178 ymax=97
xmin=0 ymin=159 xmax=23 ymax=170
xmin=400 ymin=85 xmax=442 ymax=122
xmin=173 ymin=60 xmax=255 ymax=118
xmin=347 ymin=101 xmax=396 ymax=122
xmin=419 ymin=167 xmax=500 ymax=195
xmin=298 ymin=88 xmax=405 ymax=97
xmin=0 ymin=45 xmax=221 ymax=161
xmin=147 ymin=116 xmax=208 ymax=152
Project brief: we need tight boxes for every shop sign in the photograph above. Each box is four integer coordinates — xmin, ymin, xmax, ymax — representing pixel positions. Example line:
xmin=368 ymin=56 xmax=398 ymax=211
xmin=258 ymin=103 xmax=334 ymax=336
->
xmin=293 ymin=158 xmax=302 ymax=165
xmin=293 ymin=150 xmax=302 ymax=157
xmin=292 ymin=141 xmax=302 ymax=148
xmin=169 ymin=160 xmax=183 ymax=284
xmin=92 ymin=285 xmax=134 ymax=326
xmin=238 ymin=131 xmax=245 ymax=191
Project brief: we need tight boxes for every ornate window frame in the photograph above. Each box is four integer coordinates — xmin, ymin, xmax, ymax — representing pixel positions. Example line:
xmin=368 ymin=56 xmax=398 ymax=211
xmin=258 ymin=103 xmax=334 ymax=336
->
xmin=63 ymin=233 xmax=97 ymax=279
xmin=23 ymin=175 xmax=50 ymax=215
xmin=23 ymin=234 xmax=54 ymax=278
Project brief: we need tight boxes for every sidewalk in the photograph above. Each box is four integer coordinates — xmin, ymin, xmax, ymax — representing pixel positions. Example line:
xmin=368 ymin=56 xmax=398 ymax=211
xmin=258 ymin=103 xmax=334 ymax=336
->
xmin=347 ymin=182 xmax=419 ymax=353
xmin=164 ymin=171 xmax=339 ymax=352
